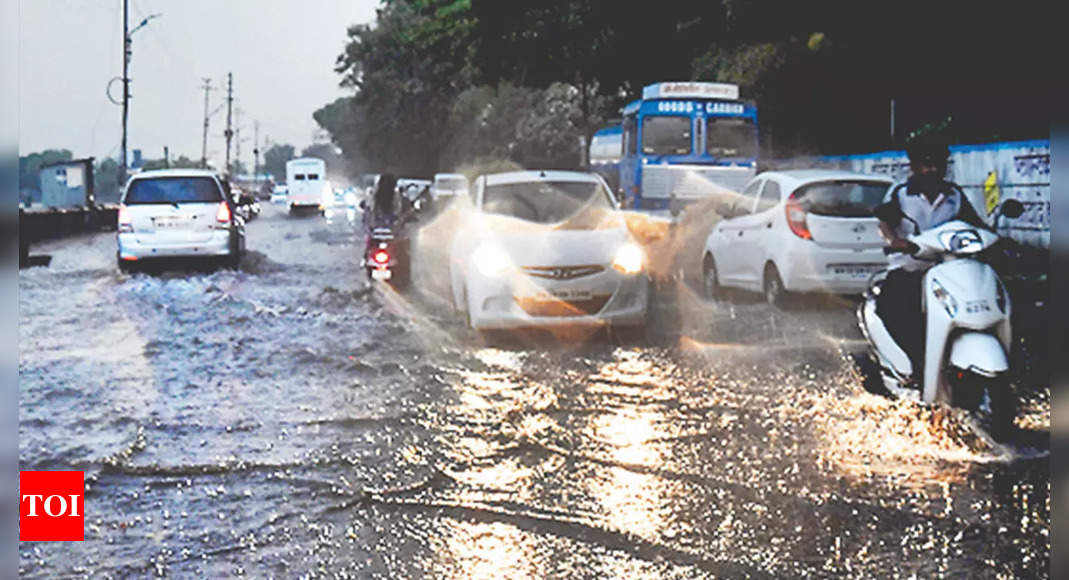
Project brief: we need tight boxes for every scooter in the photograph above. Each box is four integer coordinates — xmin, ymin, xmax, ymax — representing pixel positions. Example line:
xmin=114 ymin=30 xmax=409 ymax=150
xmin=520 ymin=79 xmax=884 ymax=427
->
xmin=363 ymin=223 xmax=411 ymax=288
xmin=857 ymin=199 xmax=1025 ymax=441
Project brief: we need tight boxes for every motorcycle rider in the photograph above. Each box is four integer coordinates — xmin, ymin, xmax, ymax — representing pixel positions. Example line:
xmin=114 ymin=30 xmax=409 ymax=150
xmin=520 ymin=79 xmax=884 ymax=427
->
xmin=872 ymin=126 xmax=992 ymax=386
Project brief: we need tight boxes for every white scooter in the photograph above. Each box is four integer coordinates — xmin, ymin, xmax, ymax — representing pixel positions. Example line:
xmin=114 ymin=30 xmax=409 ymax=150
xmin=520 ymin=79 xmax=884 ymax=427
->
xmin=857 ymin=199 xmax=1025 ymax=441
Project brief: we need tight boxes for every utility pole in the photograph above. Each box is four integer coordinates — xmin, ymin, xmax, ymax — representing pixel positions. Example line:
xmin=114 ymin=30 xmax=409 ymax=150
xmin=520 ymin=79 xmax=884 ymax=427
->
xmin=117 ymin=3 xmax=160 ymax=187
xmin=200 ymin=78 xmax=213 ymax=168
xmin=224 ymin=72 xmax=234 ymax=176
xmin=164 ymin=146 xmax=169 ymax=168
xmin=234 ymin=107 xmax=242 ymax=176
xmin=120 ymin=0 xmax=129 ymax=189
xmin=253 ymin=121 xmax=261 ymax=182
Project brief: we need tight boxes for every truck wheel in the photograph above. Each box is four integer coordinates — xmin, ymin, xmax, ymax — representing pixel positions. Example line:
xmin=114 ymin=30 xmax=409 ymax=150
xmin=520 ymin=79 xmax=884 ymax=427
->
xmin=117 ymin=257 xmax=132 ymax=274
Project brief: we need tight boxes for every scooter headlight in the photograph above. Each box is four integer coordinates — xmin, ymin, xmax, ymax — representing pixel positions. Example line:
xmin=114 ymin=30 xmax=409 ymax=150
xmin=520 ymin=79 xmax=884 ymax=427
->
xmin=939 ymin=230 xmax=983 ymax=254
xmin=472 ymin=245 xmax=512 ymax=278
xmin=611 ymin=243 xmax=644 ymax=275
xmin=931 ymin=278 xmax=958 ymax=317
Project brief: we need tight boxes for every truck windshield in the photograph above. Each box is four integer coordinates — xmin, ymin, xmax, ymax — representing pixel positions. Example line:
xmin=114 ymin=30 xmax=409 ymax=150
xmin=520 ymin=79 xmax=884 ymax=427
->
xmin=705 ymin=117 xmax=757 ymax=158
xmin=642 ymin=116 xmax=691 ymax=156
xmin=483 ymin=181 xmax=613 ymax=223
xmin=124 ymin=177 xmax=223 ymax=204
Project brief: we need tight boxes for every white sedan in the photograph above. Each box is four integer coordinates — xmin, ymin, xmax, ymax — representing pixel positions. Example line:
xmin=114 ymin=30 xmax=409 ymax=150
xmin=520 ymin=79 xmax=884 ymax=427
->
xmin=450 ymin=170 xmax=649 ymax=333
xmin=701 ymin=169 xmax=893 ymax=305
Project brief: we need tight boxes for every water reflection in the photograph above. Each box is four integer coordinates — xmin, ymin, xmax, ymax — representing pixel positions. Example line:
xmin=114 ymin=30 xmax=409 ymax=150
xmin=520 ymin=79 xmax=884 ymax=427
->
xmin=438 ymin=519 xmax=540 ymax=579
xmin=584 ymin=350 xmax=680 ymax=542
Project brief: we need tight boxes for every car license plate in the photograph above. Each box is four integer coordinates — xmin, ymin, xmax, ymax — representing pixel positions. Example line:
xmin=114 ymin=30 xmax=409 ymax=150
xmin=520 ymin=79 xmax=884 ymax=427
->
xmin=521 ymin=288 xmax=592 ymax=301
xmin=153 ymin=216 xmax=189 ymax=229
xmin=829 ymin=265 xmax=880 ymax=279
xmin=371 ymin=269 xmax=392 ymax=281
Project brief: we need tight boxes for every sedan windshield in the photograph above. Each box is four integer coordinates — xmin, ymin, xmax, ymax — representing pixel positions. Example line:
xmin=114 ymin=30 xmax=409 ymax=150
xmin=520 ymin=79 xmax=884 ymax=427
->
xmin=792 ymin=180 xmax=891 ymax=217
xmin=482 ymin=181 xmax=613 ymax=223
xmin=642 ymin=116 xmax=692 ymax=156
xmin=124 ymin=177 xmax=224 ymax=205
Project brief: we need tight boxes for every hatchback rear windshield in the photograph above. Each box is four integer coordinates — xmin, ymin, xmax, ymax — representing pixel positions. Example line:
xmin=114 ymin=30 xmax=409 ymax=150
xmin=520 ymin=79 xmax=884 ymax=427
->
xmin=792 ymin=180 xmax=891 ymax=217
xmin=483 ymin=181 xmax=613 ymax=223
xmin=124 ymin=177 xmax=223 ymax=205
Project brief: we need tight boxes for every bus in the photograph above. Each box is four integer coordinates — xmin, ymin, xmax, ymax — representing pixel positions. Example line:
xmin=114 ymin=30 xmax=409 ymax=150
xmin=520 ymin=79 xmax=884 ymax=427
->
xmin=588 ymin=126 xmax=623 ymax=194
xmin=285 ymin=157 xmax=328 ymax=213
xmin=613 ymin=82 xmax=759 ymax=216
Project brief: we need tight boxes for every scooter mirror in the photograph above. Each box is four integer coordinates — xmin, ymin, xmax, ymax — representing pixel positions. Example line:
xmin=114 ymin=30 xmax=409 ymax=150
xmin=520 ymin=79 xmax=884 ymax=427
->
xmin=1000 ymin=199 xmax=1025 ymax=219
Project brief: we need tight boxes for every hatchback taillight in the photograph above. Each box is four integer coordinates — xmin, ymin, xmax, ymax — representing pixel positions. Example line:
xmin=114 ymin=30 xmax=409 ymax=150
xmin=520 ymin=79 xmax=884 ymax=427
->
xmin=785 ymin=194 xmax=812 ymax=240
xmin=118 ymin=205 xmax=133 ymax=233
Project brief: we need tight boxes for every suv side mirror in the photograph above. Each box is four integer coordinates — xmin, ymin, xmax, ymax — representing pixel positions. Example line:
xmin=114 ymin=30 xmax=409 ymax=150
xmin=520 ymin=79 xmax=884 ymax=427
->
xmin=715 ymin=202 xmax=734 ymax=218
xmin=1000 ymin=199 xmax=1025 ymax=219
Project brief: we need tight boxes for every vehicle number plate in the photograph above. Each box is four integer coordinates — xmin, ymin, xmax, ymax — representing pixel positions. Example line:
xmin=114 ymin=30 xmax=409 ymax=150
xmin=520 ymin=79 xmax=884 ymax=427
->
xmin=522 ymin=288 xmax=592 ymax=301
xmin=829 ymin=265 xmax=880 ymax=279
xmin=153 ymin=216 xmax=189 ymax=229
xmin=371 ymin=269 xmax=392 ymax=281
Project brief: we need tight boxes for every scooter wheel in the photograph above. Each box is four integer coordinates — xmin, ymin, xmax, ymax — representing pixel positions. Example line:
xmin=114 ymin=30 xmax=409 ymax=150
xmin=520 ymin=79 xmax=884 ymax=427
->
xmin=988 ymin=380 xmax=1016 ymax=443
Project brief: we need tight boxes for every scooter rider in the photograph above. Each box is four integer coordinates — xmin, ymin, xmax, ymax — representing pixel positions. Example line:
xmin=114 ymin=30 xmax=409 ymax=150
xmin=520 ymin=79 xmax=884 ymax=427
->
xmin=872 ymin=127 xmax=992 ymax=386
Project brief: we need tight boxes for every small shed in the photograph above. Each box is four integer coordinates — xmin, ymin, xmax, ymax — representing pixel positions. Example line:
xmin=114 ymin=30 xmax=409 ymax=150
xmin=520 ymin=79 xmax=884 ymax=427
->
xmin=39 ymin=157 xmax=95 ymax=209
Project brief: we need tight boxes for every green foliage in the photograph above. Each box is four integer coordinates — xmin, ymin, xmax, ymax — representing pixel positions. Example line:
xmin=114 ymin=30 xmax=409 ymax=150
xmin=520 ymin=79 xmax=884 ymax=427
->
xmin=262 ymin=144 xmax=296 ymax=182
xmin=317 ymin=0 xmax=1050 ymax=167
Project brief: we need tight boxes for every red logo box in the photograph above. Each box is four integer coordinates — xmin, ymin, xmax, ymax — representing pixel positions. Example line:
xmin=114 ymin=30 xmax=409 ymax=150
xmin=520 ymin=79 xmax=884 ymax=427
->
xmin=20 ymin=471 xmax=84 ymax=541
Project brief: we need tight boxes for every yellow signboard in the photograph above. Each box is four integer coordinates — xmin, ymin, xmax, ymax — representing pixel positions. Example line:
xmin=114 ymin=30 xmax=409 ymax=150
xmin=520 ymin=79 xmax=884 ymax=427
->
xmin=983 ymin=170 xmax=1000 ymax=215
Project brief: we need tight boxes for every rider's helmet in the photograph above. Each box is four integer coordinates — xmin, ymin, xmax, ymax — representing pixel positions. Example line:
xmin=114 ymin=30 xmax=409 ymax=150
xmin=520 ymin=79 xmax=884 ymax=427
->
xmin=905 ymin=117 xmax=952 ymax=172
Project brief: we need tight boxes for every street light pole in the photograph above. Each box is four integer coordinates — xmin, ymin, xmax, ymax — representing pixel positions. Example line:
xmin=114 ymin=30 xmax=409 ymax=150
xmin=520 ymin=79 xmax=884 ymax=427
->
xmin=117 ymin=3 xmax=161 ymax=189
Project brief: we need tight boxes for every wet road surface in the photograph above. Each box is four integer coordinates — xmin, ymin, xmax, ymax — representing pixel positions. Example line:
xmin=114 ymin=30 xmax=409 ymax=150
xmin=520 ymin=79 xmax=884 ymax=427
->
xmin=19 ymin=202 xmax=1049 ymax=578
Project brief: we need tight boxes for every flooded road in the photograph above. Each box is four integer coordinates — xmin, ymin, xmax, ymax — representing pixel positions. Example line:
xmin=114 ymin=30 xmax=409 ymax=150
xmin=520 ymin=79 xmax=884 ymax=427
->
xmin=19 ymin=202 xmax=1049 ymax=578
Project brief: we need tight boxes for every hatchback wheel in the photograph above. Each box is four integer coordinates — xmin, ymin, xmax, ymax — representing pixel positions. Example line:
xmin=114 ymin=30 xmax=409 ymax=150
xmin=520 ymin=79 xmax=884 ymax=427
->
xmin=702 ymin=254 xmax=722 ymax=301
xmin=763 ymin=263 xmax=787 ymax=307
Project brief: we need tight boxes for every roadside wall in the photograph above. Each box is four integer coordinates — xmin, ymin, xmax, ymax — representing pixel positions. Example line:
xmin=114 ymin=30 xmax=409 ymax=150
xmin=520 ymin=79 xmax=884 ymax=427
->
xmin=819 ymin=140 xmax=1050 ymax=248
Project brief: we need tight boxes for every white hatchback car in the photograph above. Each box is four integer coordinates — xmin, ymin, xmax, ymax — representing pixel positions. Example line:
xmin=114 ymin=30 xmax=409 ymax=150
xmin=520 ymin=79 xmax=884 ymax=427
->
xmin=117 ymin=169 xmax=246 ymax=272
xmin=450 ymin=170 xmax=648 ymax=333
xmin=701 ymin=169 xmax=894 ymax=304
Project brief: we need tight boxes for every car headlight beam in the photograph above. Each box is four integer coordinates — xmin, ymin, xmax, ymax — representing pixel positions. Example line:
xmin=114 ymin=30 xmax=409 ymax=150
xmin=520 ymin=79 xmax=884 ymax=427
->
xmin=612 ymin=243 xmax=644 ymax=275
xmin=472 ymin=245 xmax=512 ymax=278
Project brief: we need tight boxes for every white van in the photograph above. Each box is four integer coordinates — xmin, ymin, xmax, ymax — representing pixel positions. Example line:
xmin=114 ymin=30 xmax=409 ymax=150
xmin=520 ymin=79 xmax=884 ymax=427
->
xmin=285 ymin=157 xmax=328 ymax=212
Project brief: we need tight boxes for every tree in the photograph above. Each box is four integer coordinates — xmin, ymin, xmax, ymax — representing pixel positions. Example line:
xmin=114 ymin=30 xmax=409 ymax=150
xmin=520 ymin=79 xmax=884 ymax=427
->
xmin=262 ymin=144 xmax=295 ymax=182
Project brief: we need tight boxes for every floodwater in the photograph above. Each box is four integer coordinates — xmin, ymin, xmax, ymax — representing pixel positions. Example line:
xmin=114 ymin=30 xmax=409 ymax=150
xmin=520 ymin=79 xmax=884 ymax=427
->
xmin=19 ymin=202 xmax=1049 ymax=578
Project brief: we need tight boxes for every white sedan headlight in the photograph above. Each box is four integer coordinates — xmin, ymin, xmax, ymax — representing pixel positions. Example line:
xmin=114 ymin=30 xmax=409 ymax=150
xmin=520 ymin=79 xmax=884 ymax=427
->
xmin=612 ymin=243 xmax=644 ymax=275
xmin=472 ymin=245 xmax=512 ymax=278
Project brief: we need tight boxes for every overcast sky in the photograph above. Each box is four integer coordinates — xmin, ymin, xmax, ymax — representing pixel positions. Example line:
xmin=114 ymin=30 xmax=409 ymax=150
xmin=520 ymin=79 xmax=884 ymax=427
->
xmin=18 ymin=0 xmax=378 ymax=169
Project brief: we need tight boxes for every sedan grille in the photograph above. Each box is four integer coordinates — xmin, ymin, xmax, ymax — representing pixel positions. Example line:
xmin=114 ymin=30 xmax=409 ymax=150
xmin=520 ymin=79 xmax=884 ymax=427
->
xmin=522 ymin=265 xmax=604 ymax=280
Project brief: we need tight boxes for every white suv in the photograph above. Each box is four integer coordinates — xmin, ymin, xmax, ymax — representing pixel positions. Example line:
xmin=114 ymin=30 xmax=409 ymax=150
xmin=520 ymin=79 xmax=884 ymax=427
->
xmin=117 ymin=169 xmax=246 ymax=272
xmin=701 ymin=169 xmax=893 ymax=305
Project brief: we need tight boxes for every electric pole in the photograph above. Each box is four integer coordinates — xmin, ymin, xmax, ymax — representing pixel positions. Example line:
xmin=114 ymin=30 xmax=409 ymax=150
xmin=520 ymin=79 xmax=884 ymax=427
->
xmin=200 ymin=78 xmax=213 ymax=168
xmin=116 ymin=3 xmax=160 ymax=187
xmin=224 ymin=72 xmax=234 ymax=176
xmin=234 ymin=107 xmax=242 ymax=176
xmin=120 ymin=0 xmax=129 ymax=189
xmin=253 ymin=120 xmax=261 ymax=182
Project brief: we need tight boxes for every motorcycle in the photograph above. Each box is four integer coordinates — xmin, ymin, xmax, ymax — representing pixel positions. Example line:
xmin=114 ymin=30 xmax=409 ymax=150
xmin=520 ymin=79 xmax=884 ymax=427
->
xmin=856 ymin=199 xmax=1025 ymax=441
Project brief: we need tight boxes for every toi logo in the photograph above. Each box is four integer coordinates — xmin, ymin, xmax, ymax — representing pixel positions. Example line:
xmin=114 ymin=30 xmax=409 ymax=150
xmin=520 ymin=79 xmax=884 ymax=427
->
xmin=20 ymin=471 xmax=84 ymax=541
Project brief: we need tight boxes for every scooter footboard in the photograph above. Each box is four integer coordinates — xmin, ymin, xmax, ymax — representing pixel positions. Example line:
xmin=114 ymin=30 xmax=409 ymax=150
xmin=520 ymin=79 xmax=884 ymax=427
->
xmin=948 ymin=332 xmax=1009 ymax=377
